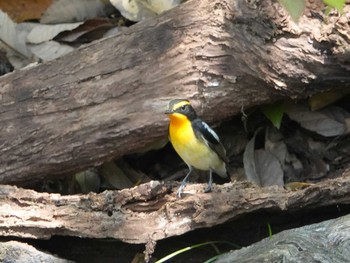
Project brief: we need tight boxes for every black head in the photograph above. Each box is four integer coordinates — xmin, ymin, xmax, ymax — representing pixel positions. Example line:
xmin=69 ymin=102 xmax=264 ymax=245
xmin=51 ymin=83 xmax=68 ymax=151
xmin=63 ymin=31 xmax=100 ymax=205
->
xmin=165 ymin=99 xmax=197 ymax=121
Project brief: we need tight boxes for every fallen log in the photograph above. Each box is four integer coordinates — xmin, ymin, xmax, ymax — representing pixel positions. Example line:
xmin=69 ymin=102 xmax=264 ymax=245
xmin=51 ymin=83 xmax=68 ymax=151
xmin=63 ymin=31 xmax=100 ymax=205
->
xmin=0 ymin=241 xmax=71 ymax=263
xmin=0 ymin=170 xmax=350 ymax=244
xmin=216 ymin=213 xmax=350 ymax=263
xmin=0 ymin=0 xmax=349 ymax=184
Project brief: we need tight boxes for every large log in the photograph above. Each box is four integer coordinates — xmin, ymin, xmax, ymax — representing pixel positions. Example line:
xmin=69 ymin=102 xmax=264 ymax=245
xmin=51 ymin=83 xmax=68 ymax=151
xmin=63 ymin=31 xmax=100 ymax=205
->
xmin=0 ymin=0 xmax=349 ymax=184
xmin=0 ymin=170 xmax=350 ymax=244
xmin=216 ymin=214 xmax=350 ymax=263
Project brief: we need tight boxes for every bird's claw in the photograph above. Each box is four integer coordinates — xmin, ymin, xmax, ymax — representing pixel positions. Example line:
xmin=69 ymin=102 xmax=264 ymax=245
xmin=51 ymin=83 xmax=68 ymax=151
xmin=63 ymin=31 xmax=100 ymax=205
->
xmin=176 ymin=183 xmax=186 ymax=198
xmin=204 ymin=185 xmax=212 ymax=193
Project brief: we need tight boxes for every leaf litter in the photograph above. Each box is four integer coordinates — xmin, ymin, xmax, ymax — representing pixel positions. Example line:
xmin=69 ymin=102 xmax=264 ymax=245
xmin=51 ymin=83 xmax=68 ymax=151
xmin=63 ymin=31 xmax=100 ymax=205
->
xmin=0 ymin=0 xmax=183 ymax=73
xmin=1 ymin=1 xmax=349 ymax=196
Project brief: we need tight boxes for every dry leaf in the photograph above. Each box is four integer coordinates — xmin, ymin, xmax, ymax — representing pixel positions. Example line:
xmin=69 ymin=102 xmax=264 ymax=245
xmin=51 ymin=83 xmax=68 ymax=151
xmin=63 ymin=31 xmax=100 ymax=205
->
xmin=55 ymin=18 xmax=115 ymax=43
xmin=265 ymin=127 xmax=287 ymax=167
xmin=75 ymin=169 xmax=100 ymax=193
xmin=309 ymin=89 xmax=350 ymax=111
xmin=286 ymin=105 xmax=349 ymax=137
xmin=41 ymin=0 xmax=107 ymax=24
xmin=100 ymin=161 xmax=134 ymax=189
xmin=0 ymin=10 xmax=32 ymax=57
xmin=243 ymin=130 xmax=261 ymax=185
xmin=110 ymin=0 xmax=181 ymax=21
xmin=243 ymin=128 xmax=284 ymax=187
xmin=254 ymin=149 xmax=284 ymax=187
xmin=27 ymin=22 xmax=83 ymax=44
xmin=28 ymin=41 xmax=75 ymax=61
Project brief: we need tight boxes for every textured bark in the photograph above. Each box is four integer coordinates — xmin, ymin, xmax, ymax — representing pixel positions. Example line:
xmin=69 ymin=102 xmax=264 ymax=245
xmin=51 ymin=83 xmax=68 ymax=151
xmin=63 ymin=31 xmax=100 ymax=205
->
xmin=0 ymin=0 xmax=349 ymax=184
xmin=0 ymin=170 xmax=350 ymax=244
xmin=216 ymin=214 xmax=350 ymax=263
xmin=0 ymin=241 xmax=71 ymax=263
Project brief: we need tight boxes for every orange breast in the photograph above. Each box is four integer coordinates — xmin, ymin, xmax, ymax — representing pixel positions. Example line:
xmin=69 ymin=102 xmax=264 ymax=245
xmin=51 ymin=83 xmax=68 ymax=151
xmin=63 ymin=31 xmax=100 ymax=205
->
xmin=168 ymin=113 xmax=224 ymax=172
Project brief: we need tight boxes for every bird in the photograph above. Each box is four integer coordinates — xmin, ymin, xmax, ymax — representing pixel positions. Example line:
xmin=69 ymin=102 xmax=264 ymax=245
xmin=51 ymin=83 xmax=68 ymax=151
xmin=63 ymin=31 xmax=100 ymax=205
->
xmin=165 ymin=99 xmax=229 ymax=198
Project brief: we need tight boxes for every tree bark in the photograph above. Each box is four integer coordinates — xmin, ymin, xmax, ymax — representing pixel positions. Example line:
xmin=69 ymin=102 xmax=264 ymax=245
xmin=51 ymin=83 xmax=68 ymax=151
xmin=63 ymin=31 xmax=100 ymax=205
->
xmin=216 ymin=214 xmax=350 ymax=263
xmin=0 ymin=241 xmax=71 ymax=263
xmin=0 ymin=170 xmax=350 ymax=244
xmin=0 ymin=0 xmax=349 ymax=184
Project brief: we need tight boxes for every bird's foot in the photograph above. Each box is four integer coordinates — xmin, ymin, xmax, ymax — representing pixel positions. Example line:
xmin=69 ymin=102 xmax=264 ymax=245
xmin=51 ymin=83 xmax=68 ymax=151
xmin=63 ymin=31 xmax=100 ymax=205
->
xmin=176 ymin=183 xmax=186 ymax=198
xmin=204 ymin=184 xmax=212 ymax=193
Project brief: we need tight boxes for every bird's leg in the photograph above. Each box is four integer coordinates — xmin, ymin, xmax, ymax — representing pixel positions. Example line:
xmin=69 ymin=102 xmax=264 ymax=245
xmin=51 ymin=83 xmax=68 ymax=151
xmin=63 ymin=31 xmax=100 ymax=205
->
xmin=204 ymin=169 xmax=213 ymax=193
xmin=177 ymin=165 xmax=193 ymax=198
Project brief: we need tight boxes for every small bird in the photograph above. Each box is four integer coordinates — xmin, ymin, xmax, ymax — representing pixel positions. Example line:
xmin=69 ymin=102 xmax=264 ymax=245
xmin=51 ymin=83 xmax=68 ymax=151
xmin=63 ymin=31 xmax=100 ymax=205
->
xmin=165 ymin=99 xmax=229 ymax=197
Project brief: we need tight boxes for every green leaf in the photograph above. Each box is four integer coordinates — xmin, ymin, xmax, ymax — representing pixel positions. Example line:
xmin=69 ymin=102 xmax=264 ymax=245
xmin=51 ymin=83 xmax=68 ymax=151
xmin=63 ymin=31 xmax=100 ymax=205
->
xmin=278 ymin=0 xmax=305 ymax=21
xmin=323 ymin=0 xmax=345 ymax=12
xmin=262 ymin=102 xmax=285 ymax=129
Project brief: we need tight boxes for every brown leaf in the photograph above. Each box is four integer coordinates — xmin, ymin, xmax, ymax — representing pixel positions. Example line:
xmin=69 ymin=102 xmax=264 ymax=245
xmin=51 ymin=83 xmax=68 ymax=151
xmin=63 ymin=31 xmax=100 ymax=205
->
xmin=0 ymin=0 xmax=53 ymax=23
xmin=55 ymin=18 xmax=115 ymax=43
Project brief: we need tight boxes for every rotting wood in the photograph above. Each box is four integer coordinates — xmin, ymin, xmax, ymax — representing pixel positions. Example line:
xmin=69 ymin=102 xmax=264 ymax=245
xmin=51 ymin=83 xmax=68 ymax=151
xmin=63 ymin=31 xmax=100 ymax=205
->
xmin=0 ymin=0 xmax=349 ymax=184
xmin=0 ymin=170 xmax=350 ymax=244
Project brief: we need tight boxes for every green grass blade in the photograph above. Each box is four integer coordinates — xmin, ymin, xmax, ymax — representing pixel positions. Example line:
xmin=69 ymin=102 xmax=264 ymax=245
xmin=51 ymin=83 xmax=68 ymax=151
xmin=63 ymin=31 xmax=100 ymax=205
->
xmin=267 ymin=222 xmax=273 ymax=239
xmin=155 ymin=241 xmax=240 ymax=263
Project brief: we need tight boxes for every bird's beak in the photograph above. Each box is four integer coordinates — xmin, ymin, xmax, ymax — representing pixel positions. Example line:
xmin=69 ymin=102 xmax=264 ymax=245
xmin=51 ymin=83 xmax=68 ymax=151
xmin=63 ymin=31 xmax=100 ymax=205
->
xmin=164 ymin=109 xmax=172 ymax=115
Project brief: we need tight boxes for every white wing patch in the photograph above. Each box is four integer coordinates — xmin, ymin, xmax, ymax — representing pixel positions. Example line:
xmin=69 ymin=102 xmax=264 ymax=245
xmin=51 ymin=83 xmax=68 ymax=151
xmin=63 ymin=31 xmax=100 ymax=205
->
xmin=202 ymin=122 xmax=220 ymax=142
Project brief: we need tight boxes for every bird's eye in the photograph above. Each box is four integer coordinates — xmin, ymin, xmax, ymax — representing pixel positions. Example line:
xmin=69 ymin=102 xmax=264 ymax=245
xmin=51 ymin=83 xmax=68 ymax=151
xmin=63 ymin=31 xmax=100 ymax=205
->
xmin=181 ymin=105 xmax=186 ymax=110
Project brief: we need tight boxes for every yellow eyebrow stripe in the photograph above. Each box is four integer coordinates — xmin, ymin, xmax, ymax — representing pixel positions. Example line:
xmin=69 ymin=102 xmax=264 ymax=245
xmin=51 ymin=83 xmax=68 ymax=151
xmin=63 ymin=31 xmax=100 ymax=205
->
xmin=172 ymin=100 xmax=190 ymax=111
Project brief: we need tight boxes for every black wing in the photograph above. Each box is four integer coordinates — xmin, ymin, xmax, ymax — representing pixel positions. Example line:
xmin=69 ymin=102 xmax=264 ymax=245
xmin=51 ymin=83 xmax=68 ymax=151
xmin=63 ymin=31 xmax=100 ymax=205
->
xmin=192 ymin=119 xmax=229 ymax=163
